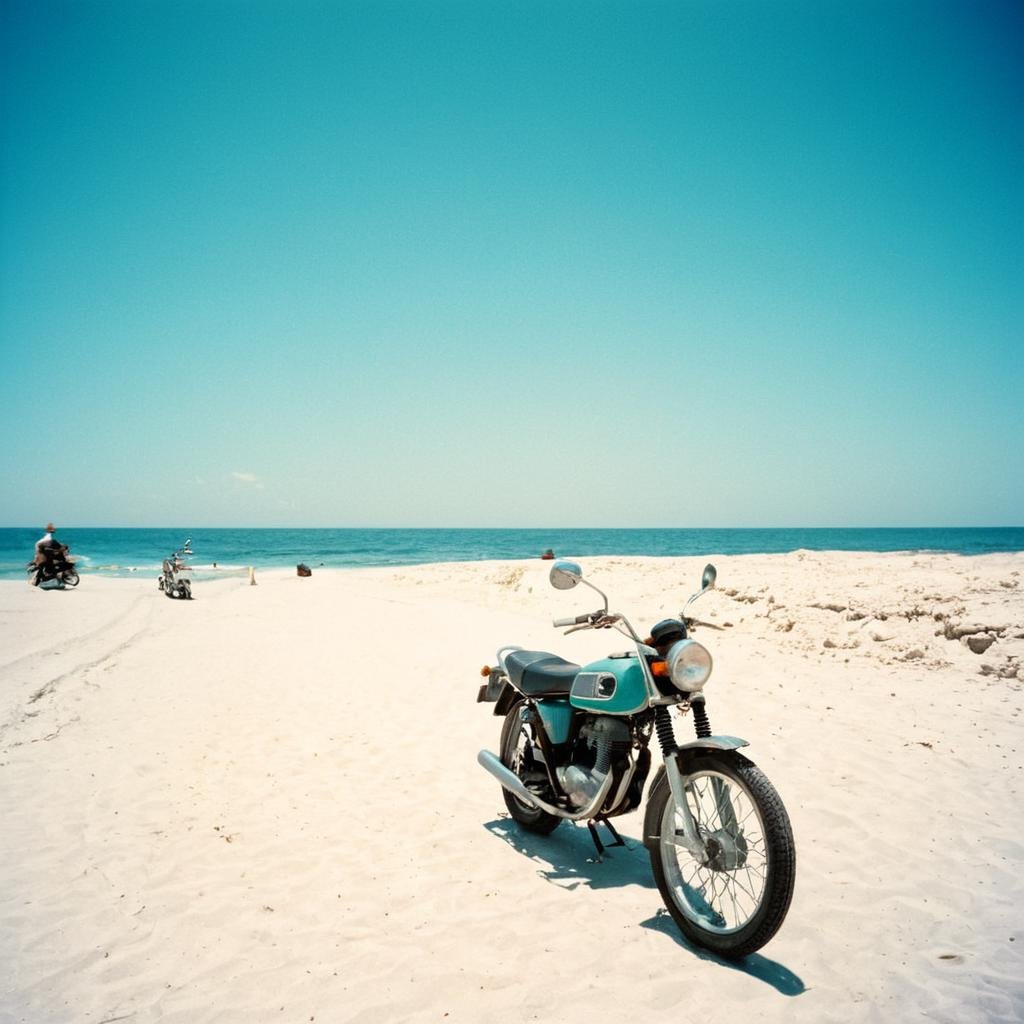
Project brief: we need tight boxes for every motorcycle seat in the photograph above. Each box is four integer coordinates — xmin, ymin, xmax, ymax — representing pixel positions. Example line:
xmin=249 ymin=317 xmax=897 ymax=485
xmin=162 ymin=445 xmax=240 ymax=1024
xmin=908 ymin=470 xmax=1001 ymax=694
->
xmin=504 ymin=650 xmax=580 ymax=697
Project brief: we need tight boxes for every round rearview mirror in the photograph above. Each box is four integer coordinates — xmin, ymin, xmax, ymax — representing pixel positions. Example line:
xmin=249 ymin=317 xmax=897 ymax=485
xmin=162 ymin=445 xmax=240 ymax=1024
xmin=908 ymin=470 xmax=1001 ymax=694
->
xmin=701 ymin=564 xmax=717 ymax=591
xmin=549 ymin=559 xmax=583 ymax=591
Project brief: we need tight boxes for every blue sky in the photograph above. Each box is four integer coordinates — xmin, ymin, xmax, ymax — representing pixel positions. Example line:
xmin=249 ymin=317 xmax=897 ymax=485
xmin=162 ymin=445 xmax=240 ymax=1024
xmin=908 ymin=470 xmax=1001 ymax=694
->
xmin=1 ymin=0 xmax=1021 ymax=527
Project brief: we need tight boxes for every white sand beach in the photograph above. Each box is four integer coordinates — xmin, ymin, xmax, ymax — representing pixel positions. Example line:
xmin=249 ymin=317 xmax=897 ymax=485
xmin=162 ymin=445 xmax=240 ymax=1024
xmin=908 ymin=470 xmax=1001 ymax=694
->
xmin=1 ymin=552 xmax=1022 ymax=1023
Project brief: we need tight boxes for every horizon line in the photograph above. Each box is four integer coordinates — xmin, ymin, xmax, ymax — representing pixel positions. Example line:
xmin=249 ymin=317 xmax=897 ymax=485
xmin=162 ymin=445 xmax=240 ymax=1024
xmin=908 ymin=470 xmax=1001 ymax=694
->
xmin=3 ymin=524 xmax=1022 ymax=532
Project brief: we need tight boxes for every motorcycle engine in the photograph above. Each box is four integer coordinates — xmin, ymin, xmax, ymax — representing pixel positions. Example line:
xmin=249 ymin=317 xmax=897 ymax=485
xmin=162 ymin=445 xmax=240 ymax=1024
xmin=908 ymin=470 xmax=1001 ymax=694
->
xmin=556 ymin=716 xmax=631 ymax=808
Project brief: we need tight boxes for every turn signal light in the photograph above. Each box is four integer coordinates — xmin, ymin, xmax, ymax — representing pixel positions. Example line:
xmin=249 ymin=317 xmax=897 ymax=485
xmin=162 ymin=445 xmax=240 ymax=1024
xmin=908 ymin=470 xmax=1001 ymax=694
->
xmin=651 ymin=660 xmax=669 ymax=677
xmin=480 ymin=665 xmax=491 ymax=677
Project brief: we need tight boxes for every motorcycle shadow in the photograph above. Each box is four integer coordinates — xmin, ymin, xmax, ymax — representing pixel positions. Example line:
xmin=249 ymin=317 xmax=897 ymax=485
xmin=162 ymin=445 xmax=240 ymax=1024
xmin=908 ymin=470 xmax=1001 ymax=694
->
xmin=639 ymin=909 xmax=806 ymax=995
xmin=483 ymin=815 xmax=805 ymax=995
xmin=483 ymin=815 xmax=656 ymax=892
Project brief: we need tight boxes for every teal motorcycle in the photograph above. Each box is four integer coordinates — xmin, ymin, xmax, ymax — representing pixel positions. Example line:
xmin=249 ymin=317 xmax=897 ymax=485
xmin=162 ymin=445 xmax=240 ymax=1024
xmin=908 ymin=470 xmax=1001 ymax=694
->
xmin=477 ymin=560 xmax=795 ymax=958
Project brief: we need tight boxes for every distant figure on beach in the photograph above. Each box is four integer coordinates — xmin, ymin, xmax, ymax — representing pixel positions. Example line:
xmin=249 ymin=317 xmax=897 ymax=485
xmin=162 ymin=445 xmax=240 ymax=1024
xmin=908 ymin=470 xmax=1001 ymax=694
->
xmin=541 ymin=548 xmax=555 ymax=560
xmin=34 ymin=523 xmax=56 ymax=561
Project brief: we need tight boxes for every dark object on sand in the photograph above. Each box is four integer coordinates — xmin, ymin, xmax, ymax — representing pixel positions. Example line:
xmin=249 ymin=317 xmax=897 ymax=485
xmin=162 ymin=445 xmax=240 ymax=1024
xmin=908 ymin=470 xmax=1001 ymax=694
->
xmin=297 ymin=563 xmax=312 ymax=577
xmin=541 ymin=548 xmax=555 ymax=560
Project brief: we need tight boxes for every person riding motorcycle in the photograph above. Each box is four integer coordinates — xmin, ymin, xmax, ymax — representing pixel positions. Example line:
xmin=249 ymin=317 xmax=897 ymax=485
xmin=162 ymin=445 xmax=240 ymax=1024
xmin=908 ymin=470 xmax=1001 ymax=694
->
xmin=31 ymin=523 xmax=69 ymax=586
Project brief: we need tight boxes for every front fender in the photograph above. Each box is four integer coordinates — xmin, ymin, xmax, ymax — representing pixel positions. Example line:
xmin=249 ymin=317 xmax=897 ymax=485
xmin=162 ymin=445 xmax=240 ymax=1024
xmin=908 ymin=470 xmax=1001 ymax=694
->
xmin=642 ymin=736 xmax=751 ymax=848
xmin=677 ymin=734 xmax=749 ymax=755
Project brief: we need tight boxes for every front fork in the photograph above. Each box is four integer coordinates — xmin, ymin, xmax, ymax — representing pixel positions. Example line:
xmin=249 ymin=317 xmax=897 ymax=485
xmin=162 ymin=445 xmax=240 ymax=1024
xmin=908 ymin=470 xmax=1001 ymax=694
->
xmin=654 ymin=701 xmax=750 ymax=860
xmin=655 ymin=704 xmax=707 ymax=859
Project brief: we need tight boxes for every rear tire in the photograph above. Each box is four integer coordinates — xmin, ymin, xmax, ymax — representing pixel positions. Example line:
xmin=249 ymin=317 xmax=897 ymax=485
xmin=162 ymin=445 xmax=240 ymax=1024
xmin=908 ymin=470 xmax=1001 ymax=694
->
xmin=498 ymin=700 xmax=562 ymax=835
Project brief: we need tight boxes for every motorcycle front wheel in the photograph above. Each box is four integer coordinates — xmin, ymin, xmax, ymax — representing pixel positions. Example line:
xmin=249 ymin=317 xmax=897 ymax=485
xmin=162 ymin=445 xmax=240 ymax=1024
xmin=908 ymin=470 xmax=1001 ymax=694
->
xmin=62 ymin=570 xmax=80 ymax=587
xmin=648 ymin=752 xmax=795 ymax=958
xmin=498 ymin=700 xmax=561 ymax=835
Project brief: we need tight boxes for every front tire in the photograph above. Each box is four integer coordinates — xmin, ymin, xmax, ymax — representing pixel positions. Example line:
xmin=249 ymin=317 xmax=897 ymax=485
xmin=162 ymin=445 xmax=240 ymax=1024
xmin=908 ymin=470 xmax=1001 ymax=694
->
xmin=63 ymin=570 xmax=80 ymax=587
xmin=647 ymin=752 xmax=795 ymax=958
xmin=498 ymin=700 xmax=562 ymax=835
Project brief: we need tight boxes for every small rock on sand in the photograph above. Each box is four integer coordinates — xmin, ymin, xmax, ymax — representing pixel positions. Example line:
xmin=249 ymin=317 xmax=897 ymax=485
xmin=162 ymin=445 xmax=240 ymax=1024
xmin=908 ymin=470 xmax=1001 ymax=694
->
xmin=965 ymin=635 xmax=996 ymax=654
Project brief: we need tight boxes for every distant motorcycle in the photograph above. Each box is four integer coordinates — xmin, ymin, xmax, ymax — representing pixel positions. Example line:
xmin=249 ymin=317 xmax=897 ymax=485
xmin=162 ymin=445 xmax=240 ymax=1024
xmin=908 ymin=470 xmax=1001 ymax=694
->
xmin=477 ymin=559 xmax=796 ymax=958
xmin=27 ymin=544 xmax=80 ymax=588
xmin=159 ymin=539 xmax=194 ymax=599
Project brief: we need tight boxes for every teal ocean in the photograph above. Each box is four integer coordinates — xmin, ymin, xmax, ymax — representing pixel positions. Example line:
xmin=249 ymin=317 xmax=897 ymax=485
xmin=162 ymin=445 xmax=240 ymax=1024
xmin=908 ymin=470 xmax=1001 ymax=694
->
xmin=1 ymin=527 xmax=1021 ymax=580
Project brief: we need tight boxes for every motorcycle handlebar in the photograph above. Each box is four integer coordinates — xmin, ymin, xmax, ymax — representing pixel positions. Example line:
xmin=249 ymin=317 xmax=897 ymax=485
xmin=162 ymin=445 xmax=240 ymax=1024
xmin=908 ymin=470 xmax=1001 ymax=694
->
xmin=684 ymin=616 xmax=726 ymax=632
xmin=553 ymin=613 xmax=592 ymax=628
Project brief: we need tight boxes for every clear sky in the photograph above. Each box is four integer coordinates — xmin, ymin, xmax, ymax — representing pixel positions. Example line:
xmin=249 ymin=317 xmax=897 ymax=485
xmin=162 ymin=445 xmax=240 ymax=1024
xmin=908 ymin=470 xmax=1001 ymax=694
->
xmin=1 ymin=0 xmax=1021 ymax=528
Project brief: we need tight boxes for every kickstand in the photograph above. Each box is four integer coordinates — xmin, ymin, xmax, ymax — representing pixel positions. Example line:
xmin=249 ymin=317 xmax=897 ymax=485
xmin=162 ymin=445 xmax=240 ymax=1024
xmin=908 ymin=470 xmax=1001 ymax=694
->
xmin=586 ymin=816 xmax=626 ymax=862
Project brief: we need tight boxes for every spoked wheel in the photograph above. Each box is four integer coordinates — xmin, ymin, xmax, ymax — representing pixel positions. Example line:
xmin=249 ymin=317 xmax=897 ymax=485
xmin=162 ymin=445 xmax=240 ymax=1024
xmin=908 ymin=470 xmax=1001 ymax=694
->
xmin=62 ymin=571 xmax=80 ymax=587
xmin=498 ymin=700 xmax=561 ymax=835
xmin=648 ymin=752 xmax=795 ymax=958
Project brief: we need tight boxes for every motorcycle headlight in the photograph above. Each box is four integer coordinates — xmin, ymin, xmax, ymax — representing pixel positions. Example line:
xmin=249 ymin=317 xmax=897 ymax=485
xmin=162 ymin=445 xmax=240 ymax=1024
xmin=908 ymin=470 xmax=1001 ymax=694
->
xmin=665 ymin=639 xmax=713 ymax=693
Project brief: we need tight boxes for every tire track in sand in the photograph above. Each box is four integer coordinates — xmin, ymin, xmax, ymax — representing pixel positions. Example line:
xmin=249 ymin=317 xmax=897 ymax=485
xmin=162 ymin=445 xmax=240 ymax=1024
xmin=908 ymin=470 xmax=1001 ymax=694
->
xmin=0 ymin=592 xmax=160 ymax=748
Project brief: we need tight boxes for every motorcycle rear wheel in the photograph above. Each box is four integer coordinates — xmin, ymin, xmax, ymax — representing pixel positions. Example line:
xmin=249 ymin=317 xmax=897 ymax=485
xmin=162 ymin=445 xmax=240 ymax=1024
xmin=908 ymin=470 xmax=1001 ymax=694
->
xmin=498 ymin=700 xmax=561 ymax=835
xmin=648 ymin=752 xmax=795 ymax=958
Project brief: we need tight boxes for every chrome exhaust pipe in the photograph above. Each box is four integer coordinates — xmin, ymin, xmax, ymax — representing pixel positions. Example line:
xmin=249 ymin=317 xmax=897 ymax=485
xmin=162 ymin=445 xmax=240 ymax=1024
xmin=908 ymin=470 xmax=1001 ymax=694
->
xmin=477 ymin=749 xmax=539 ymax=807
xmin=477 ymin=749 xmax=616 ymax=822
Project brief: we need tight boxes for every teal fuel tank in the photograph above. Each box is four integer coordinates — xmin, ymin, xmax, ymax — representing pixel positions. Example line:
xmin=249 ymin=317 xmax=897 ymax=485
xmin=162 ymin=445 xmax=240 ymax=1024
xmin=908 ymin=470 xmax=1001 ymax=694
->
xmin=569 ymin=655 xmax=651 ymax=715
